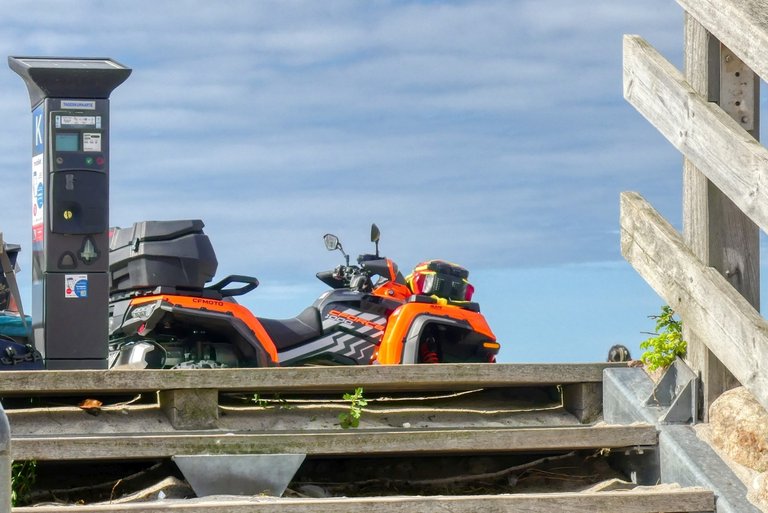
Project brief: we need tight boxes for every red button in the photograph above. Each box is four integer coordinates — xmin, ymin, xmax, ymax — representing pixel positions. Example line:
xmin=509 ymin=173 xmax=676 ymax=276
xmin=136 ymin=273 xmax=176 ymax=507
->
xmin=96 ymin=156 xmax=105 ymax=166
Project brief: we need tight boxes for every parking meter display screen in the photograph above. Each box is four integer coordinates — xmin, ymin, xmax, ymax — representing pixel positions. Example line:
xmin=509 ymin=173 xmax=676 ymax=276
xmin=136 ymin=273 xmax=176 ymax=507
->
xmin=56 ymin=132 xmax=79 ymax=152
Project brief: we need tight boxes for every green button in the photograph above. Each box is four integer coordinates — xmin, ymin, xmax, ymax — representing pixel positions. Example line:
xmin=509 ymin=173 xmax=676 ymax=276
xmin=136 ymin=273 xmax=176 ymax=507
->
xmin=85 ymin=157 xmax=94 ymax=165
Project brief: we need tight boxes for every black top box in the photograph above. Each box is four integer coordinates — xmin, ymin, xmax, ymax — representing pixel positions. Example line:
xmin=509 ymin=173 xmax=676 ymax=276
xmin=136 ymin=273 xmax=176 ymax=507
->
xmin=109 ymin=220 xmax=218 ymax=293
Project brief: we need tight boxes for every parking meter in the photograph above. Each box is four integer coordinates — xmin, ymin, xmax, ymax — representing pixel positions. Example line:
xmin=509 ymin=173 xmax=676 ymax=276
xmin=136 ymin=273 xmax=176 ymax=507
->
xmin=9 ymin=57 xmax=131 ymax=369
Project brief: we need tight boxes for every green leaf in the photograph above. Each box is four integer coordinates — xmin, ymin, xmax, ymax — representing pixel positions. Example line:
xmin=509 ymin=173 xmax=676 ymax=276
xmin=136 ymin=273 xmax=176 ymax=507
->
xmin=640 ymin=306 xmax=687 ymax=372
xmin=339 ymin=387 xmax=367 ymax=429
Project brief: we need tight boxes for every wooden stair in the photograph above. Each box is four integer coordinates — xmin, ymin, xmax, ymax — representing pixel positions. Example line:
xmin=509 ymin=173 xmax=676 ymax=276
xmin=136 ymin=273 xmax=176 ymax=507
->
xmin=13 ymin=488 xmax=715 ymax=513
xmin=1 ymin=364 xmax=716 ymax=512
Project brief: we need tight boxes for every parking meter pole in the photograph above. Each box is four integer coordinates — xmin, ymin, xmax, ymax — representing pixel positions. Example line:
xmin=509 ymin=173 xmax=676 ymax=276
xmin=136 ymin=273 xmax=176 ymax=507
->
xmin=8 ymin=57 xmax=131 ymax=369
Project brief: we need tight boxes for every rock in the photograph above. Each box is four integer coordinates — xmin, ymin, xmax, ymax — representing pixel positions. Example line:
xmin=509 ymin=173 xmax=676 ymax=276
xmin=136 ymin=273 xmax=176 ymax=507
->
xmin=293 ymin=484 xmax=332 ymax=498
xmin=709 ymin=387 xmax=768 ymax=472
xmin=582 ymin=478 xmax=636 ymax=492
xmin=752 ymin=472 xmax=768 ymax=511
xmin=102 ymin=476 xmax=194 ymax=504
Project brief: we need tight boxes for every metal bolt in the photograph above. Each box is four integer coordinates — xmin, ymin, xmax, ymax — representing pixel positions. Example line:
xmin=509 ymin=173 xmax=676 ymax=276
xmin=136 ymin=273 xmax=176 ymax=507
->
xmin=741 ymin=116 xmax=749 ymax=124
xmin=725 ymin=54 xmax=732 ymax=62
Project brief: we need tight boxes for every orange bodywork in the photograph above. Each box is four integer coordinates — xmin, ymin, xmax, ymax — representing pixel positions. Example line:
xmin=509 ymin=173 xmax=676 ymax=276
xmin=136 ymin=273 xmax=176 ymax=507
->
xmin=369 ymin=258 xmax=412 ymax=302
xmin=371 ymin=281 xmax=412 ymax=302
xmin=130 ymin=294 xmax=279 ymax=363
xmin=375 ymin=301 xmax=496 ymax=364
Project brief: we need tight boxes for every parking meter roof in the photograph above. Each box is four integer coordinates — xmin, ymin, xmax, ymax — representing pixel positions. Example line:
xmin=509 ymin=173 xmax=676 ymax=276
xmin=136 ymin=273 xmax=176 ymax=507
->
xmin=8 ymin=56 xmax=132 ymax=108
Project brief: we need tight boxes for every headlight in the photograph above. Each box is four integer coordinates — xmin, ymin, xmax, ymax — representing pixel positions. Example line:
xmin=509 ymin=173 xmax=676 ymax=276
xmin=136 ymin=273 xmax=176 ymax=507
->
xmin=421 ymin=273 xmax=436 ymax=295
xmin=130 ymin=303 xmax=157 ymax=319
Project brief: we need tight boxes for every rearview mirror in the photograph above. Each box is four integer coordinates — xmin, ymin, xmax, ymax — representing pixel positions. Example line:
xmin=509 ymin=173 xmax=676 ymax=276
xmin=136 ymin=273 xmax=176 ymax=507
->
xmin=323 ymin=234 xmax=340 ymax=251
xmin=370 ymin=223 xmax=380 ymax=243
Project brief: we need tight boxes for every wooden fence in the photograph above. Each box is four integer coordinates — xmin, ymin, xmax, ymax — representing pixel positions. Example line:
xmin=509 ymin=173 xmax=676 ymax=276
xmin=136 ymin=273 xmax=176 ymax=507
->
xmin=622 ymin=0 xmax=768 ymax=419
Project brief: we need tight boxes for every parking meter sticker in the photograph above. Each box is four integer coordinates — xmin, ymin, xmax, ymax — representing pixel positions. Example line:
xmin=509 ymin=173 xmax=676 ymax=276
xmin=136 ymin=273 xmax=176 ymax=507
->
xmin=36 ymin=183 xmax=44 ymax=208
xmin=32 ymin=224 xmax=44 ymax=243
xmin=61 ymin=100 xmax=95 ymax=110
xmin=65 ymin=274 xmax=88 ymax=298
xmin=83 ymin=133 xmax=102 ymax=152
xmin=61 ymin=116 xmax=97 ymax=127
xmin=32 ymin=154 xmax=44 ymax=226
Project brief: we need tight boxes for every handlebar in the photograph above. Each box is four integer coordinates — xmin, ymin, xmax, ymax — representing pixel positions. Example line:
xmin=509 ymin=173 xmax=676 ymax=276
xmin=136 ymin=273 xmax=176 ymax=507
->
xmin=317 ymin=263 xmax=372 ymax=290
xmin=357 ymin=253 xmax=379 ymax=264
xmin=317 ymin=256 xmax=399 ymax=290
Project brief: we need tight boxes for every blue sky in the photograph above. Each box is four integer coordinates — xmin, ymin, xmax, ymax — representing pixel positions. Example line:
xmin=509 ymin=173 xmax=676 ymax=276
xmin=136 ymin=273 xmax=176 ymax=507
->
xmin=0 ymin=1 xmax=703 ymax=362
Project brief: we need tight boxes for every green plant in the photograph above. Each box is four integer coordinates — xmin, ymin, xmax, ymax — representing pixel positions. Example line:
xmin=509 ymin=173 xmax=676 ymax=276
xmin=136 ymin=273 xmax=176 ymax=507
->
xmin=640 ymin=305 xmax=687 ymax=371
xmin=252 ymin=393 xmax=269 ymax=407
xmin=251 ymin=393 xmax=292 ymax=409
xmin=338 ymin=387 xmax=367 ymax=429
xmin=11 ymin=460 xmax=37 ymax=506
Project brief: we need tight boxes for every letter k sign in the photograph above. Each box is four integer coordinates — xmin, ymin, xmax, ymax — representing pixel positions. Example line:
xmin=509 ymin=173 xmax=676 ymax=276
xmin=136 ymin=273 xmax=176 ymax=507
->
xmin=34 ymin=113 xmax=44 ymax=149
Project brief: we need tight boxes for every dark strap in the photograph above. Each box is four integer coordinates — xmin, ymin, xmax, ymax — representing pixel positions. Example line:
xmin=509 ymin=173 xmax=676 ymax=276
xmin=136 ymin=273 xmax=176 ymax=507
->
xmin=0 ymin=235 xmax=29 ymax=336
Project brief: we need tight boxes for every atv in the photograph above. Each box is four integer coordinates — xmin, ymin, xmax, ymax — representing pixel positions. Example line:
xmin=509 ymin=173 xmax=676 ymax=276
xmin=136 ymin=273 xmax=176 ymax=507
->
xmin=108 ymin=221 xmax=499 ymax=369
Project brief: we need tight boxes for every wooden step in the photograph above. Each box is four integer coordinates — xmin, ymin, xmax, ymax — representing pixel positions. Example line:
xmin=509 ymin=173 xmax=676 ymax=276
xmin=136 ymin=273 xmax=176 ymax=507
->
xmin=0 ymin=364 xmax=617 ymax=427
xmin=0 ymin=363 xmax=619 ymax=395
xmin=1 ymin=365 xmax=670 ymax=511
xmin=11 ymin=424 xmax=657 ymax=461
xmin=11 ymin=487 xmax=715 ymax=513
xmin=6 ymin=386 xmax=582 ymax=436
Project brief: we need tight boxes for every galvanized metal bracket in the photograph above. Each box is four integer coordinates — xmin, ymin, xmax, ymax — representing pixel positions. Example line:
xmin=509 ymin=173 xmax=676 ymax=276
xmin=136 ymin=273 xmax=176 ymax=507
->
xmin=173 ymin=454 xmax=306 ymax=498
xmin=603 ymin=367 xmax=663 ymax=425
xmin=644 ymin=357 xmax=699 ymax=424
xmin=720 ymin=44 xmax=757 ymax=133
xmin=661 ymin=426 xmax=761 ymax=513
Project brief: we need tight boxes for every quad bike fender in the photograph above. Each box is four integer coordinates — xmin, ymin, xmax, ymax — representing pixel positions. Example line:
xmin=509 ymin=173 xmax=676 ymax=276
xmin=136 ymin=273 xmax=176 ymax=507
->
xmin=371 ymin=281 xmax=412 ymax=302
xmin=375 ymin=302 xmax=496 ymax=364
xmin=128 ymin=294 xmax=279 ymax=365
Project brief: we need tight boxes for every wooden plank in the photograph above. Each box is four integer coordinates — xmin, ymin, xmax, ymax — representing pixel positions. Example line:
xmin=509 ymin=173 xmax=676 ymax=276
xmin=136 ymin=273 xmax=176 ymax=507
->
xmin=6 ymin=395 xmax=584 ymax=438
xmin=562 ymin=383 xmax=602 ymax=424
xmin=622 ymin=34 xmax=768 ymax=234
xmin=676 ymin=0 xmax=768 ymax=83
xmin=10 ymin=425 xmax=657 ymax=461
xmin=0 ymin=403 xmax=8 ymax=513
xmin=682 ymin=16 xmax=752 ymax=419
xmin=159 ymin=388 xmax=218 ymax=430
xmin=0 ymin=363 xmax=621 ymax=395
xmin=11 ymin=488 xmax=716 ymax=513
xmin=620 ymin=191 xmax=768 ymax=413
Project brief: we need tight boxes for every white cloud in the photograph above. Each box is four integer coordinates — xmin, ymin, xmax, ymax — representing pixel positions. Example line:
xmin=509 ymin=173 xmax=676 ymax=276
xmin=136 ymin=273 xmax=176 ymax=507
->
xmin=0 ymin=0 xmax=683 ymax=286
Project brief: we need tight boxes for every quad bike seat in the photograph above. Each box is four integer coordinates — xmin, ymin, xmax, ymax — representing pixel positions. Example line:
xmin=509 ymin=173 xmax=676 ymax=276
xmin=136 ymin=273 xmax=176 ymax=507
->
xmin=258 ymin=307 xmax=323 ymax=351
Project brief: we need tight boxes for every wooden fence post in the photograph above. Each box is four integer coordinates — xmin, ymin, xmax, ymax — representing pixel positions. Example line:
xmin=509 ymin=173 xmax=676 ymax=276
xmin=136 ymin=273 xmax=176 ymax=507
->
xmin=682 ymin=14 xmax=760 ymax=420
xmin=0 ymin=403 xmax=10 ymax=510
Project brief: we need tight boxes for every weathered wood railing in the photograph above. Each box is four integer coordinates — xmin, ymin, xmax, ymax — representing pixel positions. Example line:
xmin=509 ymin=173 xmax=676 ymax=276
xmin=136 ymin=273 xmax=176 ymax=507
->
xmin=622 ymin=0 xmax=768 ymax=418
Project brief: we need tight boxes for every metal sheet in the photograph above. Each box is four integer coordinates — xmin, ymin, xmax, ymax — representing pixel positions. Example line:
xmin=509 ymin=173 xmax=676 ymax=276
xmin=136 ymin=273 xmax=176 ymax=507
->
xmin=173 ymin=454 xmax=306 ymax=497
